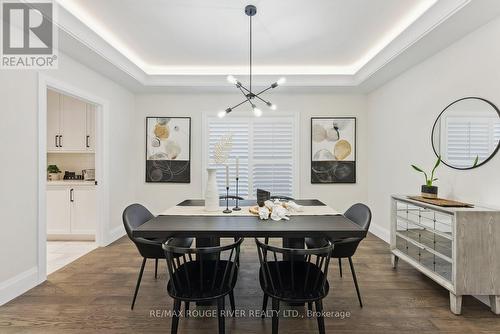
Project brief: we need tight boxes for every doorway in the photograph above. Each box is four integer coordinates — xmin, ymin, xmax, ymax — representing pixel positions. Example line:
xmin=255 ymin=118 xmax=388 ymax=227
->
xmin=38 ymin=74 xmax=108 ymax=282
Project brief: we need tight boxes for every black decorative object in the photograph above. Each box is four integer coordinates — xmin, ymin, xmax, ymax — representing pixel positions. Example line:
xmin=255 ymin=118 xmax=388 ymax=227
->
xmin=233 ymin=177 xmax=241 ymax=211
xmin=145 ymin=117 xmax=191 ymax=183
xmin=223 ymin=187 xmax=232 ymax=214
xmin=218 ymin=4 xmax=285 ymax=119
xmin=311 ymin=117 xmax=356 ymax=183
xmin=431 ymin=97 xmax=500 ymax=170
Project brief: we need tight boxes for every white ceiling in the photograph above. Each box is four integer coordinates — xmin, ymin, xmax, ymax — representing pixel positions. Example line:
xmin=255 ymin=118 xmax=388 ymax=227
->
xmin=53 ymin=0 xmax=500 ymax=91
xmin=58 ymin=0 xmax=435 ymax=74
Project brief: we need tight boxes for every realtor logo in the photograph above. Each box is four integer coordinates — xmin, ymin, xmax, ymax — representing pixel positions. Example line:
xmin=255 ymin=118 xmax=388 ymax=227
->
xmin=1 ymin=0 xmax=58 ymax=69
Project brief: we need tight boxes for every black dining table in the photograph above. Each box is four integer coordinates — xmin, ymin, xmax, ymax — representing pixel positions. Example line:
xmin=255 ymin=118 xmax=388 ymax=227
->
xmin=132 ymin=199 xmax=365 ymax=246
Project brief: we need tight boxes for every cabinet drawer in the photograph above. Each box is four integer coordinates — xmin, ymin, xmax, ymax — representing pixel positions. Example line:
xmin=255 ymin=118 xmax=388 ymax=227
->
xmin=395 ymin=234 xmax=452 ymax=282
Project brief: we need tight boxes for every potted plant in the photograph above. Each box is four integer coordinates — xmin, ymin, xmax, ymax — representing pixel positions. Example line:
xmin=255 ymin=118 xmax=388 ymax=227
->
xmin=411 ymin=156 xmax=441 ymax=199
xmin=47 ymin=165 xmax=61 ymax=181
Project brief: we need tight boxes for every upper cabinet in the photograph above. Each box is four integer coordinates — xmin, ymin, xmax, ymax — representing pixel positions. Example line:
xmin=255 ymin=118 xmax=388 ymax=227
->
xmin=47 ymin=90 xmax=95 ymax=153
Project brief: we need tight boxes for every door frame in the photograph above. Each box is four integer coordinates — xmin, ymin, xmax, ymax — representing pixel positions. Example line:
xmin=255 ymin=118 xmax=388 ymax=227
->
xmin=37 ymin=73 xmax=110 ymax=283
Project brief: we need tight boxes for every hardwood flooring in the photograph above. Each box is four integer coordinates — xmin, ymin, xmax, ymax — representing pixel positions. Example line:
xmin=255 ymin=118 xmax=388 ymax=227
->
xmin=1 ymin=234 xmax=499 ymax=333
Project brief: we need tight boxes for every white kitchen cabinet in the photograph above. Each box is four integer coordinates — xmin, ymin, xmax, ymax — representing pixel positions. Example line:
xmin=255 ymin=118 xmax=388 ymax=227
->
xmin=86 ymin=104 xmax=95 ymax=152
xmin=46 ymin=187 xmax=71 ymax=234
xmin=70 ymin=187 xmax=96 ymax=234
xmin=60 ymin=95 xmax=88 ymax=151
xmin=46 ymin=90 xmax=95 ymax=153
xmin=47 ymin=90 xmax=61 ymax=151
xmin=47 ymin=185 xmax=96 ymax=239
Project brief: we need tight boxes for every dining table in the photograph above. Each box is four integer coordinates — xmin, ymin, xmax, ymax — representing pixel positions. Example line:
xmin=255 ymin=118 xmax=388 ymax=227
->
xmin=133 ymin=198 xmax=365 ymax=249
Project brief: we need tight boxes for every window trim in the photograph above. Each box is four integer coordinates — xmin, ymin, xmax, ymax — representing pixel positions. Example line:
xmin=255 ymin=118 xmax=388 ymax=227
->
xmin=202 ymin=111 xmax=300 ymax=199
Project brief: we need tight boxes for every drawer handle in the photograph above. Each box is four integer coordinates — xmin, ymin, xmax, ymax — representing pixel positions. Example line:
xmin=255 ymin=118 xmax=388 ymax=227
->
xmin=55 ymin=135 xmax=59 ymax=148
xmin=59 ymin=135 xmax=63 ymax=147
xmin=86 ymin=135 xmax=90 ymax=148
xmin=70 ymin=188 xmax=74 ymax=202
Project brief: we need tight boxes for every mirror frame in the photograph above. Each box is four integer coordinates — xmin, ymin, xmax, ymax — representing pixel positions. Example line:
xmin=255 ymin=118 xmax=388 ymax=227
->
xmin=431 ymin=96 xmax=500 ymax=170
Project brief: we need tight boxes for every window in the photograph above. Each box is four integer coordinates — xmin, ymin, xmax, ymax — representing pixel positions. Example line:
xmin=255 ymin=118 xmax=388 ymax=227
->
xmin=205 ymin=116 xmax=296 ymax=198
xmin=444 ymin=116 xmax=500 ymax=168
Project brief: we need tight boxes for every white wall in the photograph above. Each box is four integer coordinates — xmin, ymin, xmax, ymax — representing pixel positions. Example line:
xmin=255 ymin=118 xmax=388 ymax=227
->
xmin=367 ymin=16 xmax=500 ymax=240
xmin=0 ymin=52 xmax=135 ymax=303
xmin=135 ymin=93 xmax=368 ymax=214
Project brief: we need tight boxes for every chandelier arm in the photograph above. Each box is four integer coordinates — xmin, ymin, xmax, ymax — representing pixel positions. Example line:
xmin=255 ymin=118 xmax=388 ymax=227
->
xmin=254 ymin=85 xmax=274 ymax=97
xmin=255 ymin=95 xmax=271 ymax=105
xmin=229 ymin=99 xmax=249 ymax=111
xmin=237 ymin=85 xmax=254 ymax=107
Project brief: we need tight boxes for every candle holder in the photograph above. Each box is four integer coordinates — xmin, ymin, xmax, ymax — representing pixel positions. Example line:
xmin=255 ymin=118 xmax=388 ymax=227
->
xmin=223 ymin=186 xmax=232 ymax=214
xmin=233 ymin=177 xmax=241 ymax=211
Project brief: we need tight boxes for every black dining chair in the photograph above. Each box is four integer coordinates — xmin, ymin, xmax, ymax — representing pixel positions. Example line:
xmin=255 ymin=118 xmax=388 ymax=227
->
xmin=163 ymin=238 xmax=244 ymax=334
xmin=256 ymin=238 xmax=333 ymax=334
xmin=122 ymin=203 xmax=194 ymax=310
xmin=305 ymin=203 xmax=372 ymax=307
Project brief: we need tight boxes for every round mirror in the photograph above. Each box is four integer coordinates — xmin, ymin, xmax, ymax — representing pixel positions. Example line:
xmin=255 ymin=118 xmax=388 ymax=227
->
xmin=432 ymin=97 xmax=500 ymax=169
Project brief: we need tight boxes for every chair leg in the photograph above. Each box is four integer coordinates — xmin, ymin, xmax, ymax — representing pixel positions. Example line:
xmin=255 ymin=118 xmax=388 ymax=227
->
xmin=217 ymin=297 xmax=225 ymax=334
xmin=272 ymin=298 xmax=280 ymax=334
xmin=229 ymin=291 xmax=236 ymax=314
xmin=131 ymin=257 xmax=147 ymax=310
xmin=338 ymin=258 xmax=342 ymax=278
xmin=154 ymin=258 xmax=158 ymax=279
xmin=307 ymin=302 xmax=313 ymax=313
xmin=184 ymin=301 xmax=189 ymax=318
xmin=315 ymin=300 xmax=325 ymax=334
xmin=348 ymin=257 xmax=363 ymax=308
xmin=171 ymin=299 xmax=181 ymax=334
xmin=262 ymin=293 xmax=268 ymax=317
xmin=264 ymin=237 xmax=269 ymax=244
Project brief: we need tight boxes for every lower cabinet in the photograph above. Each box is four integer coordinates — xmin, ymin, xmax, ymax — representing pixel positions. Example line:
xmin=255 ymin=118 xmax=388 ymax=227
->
xmin=47 ymin=186 xmax=96 ymax=240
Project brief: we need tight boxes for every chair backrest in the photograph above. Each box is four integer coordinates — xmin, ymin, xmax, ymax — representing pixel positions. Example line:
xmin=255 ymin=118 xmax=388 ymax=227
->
xmin=344 ymin=203 xmax=372 ymax=232
xmin=255 ymin=238 xmax=332 ymax=299
xmin=270 ymin=195 xmax=295 ymax=201
xmin=219 ymin=195 xmax=245 ymax=200
xmin=163 ymin=238 xmax=244 ymax=299
xmin=122 ymin=203 xmax=154 ymax=243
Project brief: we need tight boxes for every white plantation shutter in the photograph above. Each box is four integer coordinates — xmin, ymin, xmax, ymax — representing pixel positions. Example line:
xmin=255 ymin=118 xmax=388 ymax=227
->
xmin=207 ymin=116 xmax=296 ymax=198
xmin=252 ymin=120 xmax=294 ymax=195
xmin=445 ymin=117 xmax=500 ymax=168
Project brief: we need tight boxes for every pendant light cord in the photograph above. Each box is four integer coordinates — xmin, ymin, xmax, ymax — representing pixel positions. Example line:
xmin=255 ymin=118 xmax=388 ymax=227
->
xmin=249 ymin=15 xmax=252 ymax=93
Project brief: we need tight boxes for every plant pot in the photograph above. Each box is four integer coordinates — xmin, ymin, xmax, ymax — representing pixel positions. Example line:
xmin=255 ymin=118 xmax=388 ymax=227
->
xmin=421 ymin=185 xmax=438 ymax=199
xmin=204 ymin=168 xmax=220 ymax=212
xmin=48 ymin=173 xmax=60 ymax=181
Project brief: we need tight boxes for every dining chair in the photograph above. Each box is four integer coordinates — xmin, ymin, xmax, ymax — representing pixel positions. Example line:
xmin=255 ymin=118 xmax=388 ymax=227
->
xmin=256 ymin=238 xmax=333 ymax=334
xmin=305 ymin=203 xmax=372 ymax=307
xmin=163 ymin=238 xmax=244 ymax=334
xmin=122 ymin=203 xmax=194 ymax=310
xmin=219 ymin=195 xmax=245 ymax=200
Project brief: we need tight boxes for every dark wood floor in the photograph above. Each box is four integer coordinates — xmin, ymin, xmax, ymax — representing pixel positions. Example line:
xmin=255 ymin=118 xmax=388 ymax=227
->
xmin=1 ymin=234 xmax=499 ymax=334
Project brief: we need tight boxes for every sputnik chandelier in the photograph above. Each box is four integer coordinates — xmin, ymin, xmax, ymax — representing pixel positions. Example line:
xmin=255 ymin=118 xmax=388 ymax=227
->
xmin=218 ymin=4 xmax=286 ymax=118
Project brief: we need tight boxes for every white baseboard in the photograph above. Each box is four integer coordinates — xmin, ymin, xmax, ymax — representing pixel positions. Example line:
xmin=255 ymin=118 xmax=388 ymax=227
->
xmin=368 ymin=223 xmax=390 ymax=243
xmin=105 ymin=224 xmax=125 ymax=246
xmin=0 ymin=267 xmax=39 ymax=306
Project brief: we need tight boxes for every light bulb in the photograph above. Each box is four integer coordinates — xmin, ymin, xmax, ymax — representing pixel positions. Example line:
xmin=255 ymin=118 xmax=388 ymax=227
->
xmin=226 ymin=75 xmax=238 ymax=85
xmin=217 ymin=110 xmax=227 ymax=118
xmin=270 ymin=104 xmax=277 ymax=111
xmin=277 ymin=77 xmax=286 ymax=86
xmin=253 ymin=107 xmax=263 ymax=117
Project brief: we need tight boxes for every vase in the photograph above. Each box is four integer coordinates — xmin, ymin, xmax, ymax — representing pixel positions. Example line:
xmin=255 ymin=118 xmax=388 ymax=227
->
xmin=421 ymin=185 xmax=438 ymax=199
xmin=205 ymin=168 xmax=220 ymax=211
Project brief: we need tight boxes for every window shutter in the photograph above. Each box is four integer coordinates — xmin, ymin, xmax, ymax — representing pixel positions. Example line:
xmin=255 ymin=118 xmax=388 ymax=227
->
xmin=252 ymin=119 xmax=294 ymax=196
xmin=207 ymin=116 xmax=295 ymax=198
xmin=446 ymin=117 xmax=498 ymax=168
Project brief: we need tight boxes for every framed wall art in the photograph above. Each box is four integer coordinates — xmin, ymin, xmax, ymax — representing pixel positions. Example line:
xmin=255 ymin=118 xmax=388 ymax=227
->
xmin=145 ymin=117 xmax=191 ymax=183
xmin=311 ymin=117 xmax=356 ymax=184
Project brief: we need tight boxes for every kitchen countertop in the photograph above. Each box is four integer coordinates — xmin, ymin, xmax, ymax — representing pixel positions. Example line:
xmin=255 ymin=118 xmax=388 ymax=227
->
xmin=47 ymin=180 xmax=96 ymax=186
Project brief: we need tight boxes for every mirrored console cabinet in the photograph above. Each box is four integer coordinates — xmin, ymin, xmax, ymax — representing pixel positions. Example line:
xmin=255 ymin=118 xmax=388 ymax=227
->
xmin=391 ymin=195 xmax=500 ymax=315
